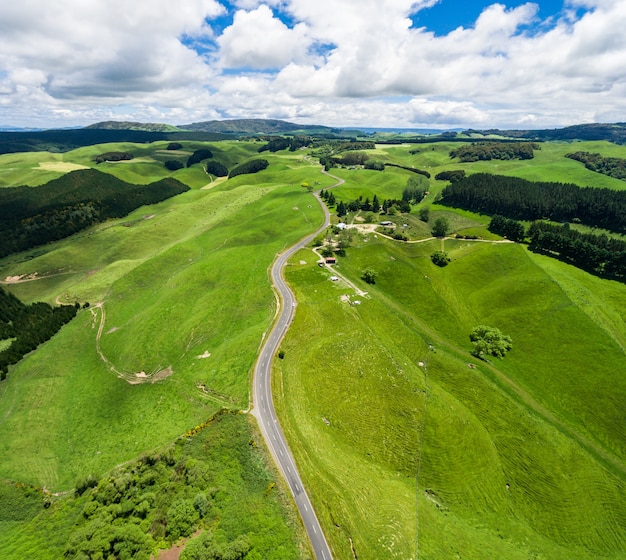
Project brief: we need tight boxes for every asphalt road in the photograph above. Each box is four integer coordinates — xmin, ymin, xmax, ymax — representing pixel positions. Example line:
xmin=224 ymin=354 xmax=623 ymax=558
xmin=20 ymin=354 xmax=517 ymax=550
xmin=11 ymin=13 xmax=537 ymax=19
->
xmin=251 ymin=174 xmax=343 ymax=560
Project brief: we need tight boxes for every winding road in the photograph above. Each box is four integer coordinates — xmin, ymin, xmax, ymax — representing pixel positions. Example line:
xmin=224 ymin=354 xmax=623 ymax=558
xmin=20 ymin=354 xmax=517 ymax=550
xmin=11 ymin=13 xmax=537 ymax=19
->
xmin=251 ymin=171 xmax=343 ymax=560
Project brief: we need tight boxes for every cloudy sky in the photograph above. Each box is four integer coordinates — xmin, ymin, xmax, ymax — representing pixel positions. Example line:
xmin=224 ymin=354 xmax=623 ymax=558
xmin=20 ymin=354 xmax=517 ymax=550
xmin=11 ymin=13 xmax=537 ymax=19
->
xmin=0 ymin=0 xmax=624 ymax=129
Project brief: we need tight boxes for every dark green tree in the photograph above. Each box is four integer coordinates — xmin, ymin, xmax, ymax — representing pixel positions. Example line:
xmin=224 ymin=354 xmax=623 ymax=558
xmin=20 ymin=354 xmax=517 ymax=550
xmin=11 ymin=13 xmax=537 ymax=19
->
xmin=431 ymin=251 xmax=450 ymax=267
xmin=361 ymin=268 xmax=378 ymax=285
xmin=470 ymin=325 xmax=512 ymax=359
xmin=431 ymin=217 xmax=449 ymax=237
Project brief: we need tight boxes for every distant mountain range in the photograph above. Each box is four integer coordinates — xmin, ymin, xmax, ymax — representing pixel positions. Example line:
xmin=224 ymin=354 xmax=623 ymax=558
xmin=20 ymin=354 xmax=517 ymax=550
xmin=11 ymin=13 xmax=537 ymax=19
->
xmin=1 ymin=119 xmax=626 ymax=155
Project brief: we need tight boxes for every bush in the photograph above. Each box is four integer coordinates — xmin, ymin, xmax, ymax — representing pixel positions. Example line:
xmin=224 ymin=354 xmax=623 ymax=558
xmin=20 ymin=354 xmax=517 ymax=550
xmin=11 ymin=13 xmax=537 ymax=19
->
xmin=361 ymin=268 xmax=378 ymax=285
xmin=470 ymin=325 xmax=512 ymax=359
xmin=164 ymin=160 xmax=184 ymax=171
xmin=167 ymin=142 xmax=183 ymax=150
xmin=431 ymin=251 xmax=450 ymax=267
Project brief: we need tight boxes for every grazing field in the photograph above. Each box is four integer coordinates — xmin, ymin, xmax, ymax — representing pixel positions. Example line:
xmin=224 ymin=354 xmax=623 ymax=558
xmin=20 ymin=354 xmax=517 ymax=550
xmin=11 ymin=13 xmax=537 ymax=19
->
xmin=275 ymin=230 xmax=626 ymax=559
xmin=0 ymin=146 xmax=327 ymax=491
xmin=1 ymin=137 xmax=626 ymax=559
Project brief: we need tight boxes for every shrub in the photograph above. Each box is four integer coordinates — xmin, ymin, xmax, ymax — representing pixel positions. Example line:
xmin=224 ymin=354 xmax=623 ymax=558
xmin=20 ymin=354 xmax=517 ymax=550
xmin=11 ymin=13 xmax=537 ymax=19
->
xmin=167 ymin=142 xmax=183 ymax=150
xmin=431 ymin=251 xmax=450 ymax=267
xmin=361 ymin=268 xmax=378 ymax=284
xmin=164 ymin=160 xmax=184 ymax=171
xmin=470 ymin=325 xmax=512 ymax=359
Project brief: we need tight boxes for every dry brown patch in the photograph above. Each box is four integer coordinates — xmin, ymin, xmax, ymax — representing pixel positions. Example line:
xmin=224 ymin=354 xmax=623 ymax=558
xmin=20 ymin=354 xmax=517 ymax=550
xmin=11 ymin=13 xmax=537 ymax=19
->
xmin=37 ymin=162 xmax=89 ymax=172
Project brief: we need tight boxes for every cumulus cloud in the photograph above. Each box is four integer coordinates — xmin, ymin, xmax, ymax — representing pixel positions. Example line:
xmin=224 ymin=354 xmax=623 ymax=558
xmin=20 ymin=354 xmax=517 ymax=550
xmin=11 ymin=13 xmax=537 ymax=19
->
xmin=1 ymin=0 xmax=626 ymax=128
xmin=218 ymin=5 xmax=311 ymax=69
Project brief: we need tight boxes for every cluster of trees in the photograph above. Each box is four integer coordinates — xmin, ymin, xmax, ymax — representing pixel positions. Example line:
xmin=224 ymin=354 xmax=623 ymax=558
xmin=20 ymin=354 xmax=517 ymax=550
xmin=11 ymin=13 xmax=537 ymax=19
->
xmin=364 ymin=160 xmax=385 ymax=171
xmin=487 ymin=214 xmax=525 ymax=242
xmin=186 ymin=148 xmax=214 ymax=167
xmin=528 ymin=221 xmax=626 ymax=278
xmin=63 ymin=411 xmax=294 ymax=560
xmin=166 ymin=142 xmax=183 ymax=150
xmin=0 ymin=287 xmax=78 ymax=380
xmin=0 ymin=169 xmax=190 ymax=258
xmin=384 ymin=163 xmax=431 ymax=178
xmin=164 ymin=160 xmax=184 ymax=171
xmin=486 ymin=214 xmax=626 ymax=279
xmin=566 ymin=151 xmax=626 ymax=180
xmin=402 ymin=175 xmax=428 ymax=204
xmin=228 ymin=158 xmax=269 ymax=178
xmin=435 ymin=169 xmax=466 ymax=182
xmin=94 ymin=151 xmax=133 ymax=163
xmin=450 ymin=142 xmax=538 ymax=162
xmin=337 ymin=151 xmax=370 ymax=166
xmin=258 ymin=136 xmax=312 ymax=153
xmin=441 ymin=173 xmax=626 ymax=232
xmin=315 ymin=140 xmax=376 ymax=169
xmin=206 ymin=160 xmax=229 ymax=177
xmin=335 ymin=196 xmax=411 ymax=217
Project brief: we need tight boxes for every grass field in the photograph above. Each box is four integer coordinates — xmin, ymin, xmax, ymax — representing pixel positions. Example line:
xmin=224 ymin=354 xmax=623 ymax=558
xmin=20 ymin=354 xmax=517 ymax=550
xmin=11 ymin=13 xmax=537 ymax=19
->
xmin=0 ymin=146 xmax=327 ymax=491
xmin=1 ymin=138 xmax=625 ymax=559
xmin=275 ymin=229 xmax=626 ymax=559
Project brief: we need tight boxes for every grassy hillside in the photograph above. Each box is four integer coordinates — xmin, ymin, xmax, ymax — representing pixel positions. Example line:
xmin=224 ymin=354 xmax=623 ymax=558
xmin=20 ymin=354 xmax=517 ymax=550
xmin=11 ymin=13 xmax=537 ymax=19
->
xmin=0 ymin=412 xmax=308 ymax=559
xmin=1 ymin=138 xmax=625 ymax=559
xmin=276 ymin=234 xmax=626 ymax=559
xmin=0 ymin=151 xmax=329 ymax=491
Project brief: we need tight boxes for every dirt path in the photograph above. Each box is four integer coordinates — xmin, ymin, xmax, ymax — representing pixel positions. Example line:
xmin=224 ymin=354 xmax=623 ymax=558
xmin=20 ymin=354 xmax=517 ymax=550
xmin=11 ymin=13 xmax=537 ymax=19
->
xmin=90 ymin=302 xmax=173 ymax=385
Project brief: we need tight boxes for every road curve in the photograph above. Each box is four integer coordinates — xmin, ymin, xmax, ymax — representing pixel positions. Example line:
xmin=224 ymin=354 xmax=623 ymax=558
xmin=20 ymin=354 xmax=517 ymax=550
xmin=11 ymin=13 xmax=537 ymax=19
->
xmin=251 ymin=171 xmax=343 ymax=560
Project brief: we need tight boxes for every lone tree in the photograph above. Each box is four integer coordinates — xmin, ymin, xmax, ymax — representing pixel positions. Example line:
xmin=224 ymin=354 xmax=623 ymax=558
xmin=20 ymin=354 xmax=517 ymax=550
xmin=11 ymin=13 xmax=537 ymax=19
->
xmin=361 ymin=268 xmax=378 ymax=285
xmin=431 ymin=217 xmax=449 ymax=237
xmin=470 ymin=325 xmax=512 ymax=359
xmin=431 ymin=251 xmax=450 ymax=267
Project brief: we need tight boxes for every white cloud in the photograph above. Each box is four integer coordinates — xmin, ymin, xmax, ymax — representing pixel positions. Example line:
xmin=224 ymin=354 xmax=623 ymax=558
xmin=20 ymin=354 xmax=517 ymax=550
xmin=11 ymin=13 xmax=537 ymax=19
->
xmin=218 ymin=5 xmax=311 ymax=69
xmin=1 ymin=0 xmax=626 ymax=128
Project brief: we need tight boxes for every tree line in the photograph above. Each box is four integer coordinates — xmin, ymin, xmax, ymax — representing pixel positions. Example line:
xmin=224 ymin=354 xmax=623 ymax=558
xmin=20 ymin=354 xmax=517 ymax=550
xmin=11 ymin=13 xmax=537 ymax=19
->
xmin=441 ymin=173 xmax=626 ymax=233
xmin=0 ymin=286 xmax=79 ymax=380
xmin=0 ymin=169 xmax=190 ymax=258
xmin=228 ymin=158 xmax=269 ymax=178
xmin=450 ymin=142 xmax=539 ymax=162
xmin=487 ymin=216 xmax=626 ymax=279
xmin=258 ymin=136 xmax=312 ymax=153
xmin=565 ymin=151 xmax=626 ymax=181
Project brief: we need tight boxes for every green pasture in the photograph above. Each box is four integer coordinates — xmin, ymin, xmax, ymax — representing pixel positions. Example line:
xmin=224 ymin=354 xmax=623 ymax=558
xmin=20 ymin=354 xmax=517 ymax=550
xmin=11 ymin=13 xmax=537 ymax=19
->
xmin=275 ymin=233 xmax=626 ymax=559
xmin=2 ymin=138 xmax=626 ymax=559
xmin=0 ymin=154 xmax=325 ymax=490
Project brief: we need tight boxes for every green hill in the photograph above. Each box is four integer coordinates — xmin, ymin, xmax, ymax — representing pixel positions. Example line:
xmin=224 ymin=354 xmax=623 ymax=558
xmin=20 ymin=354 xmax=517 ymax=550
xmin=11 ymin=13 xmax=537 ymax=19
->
xmin=179 ymin=118 xmax=335 ymax=135
xmin=84 ymin=120 xmax=183 ymax=133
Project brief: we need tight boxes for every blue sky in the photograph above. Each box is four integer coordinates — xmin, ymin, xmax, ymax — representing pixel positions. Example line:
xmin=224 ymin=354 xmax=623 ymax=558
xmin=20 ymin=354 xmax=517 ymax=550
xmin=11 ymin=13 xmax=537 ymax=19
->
xmin=413 ymin=0 xmax=572 ymax=34
xmin=0 ymin=0 xmax=623 ymax=129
